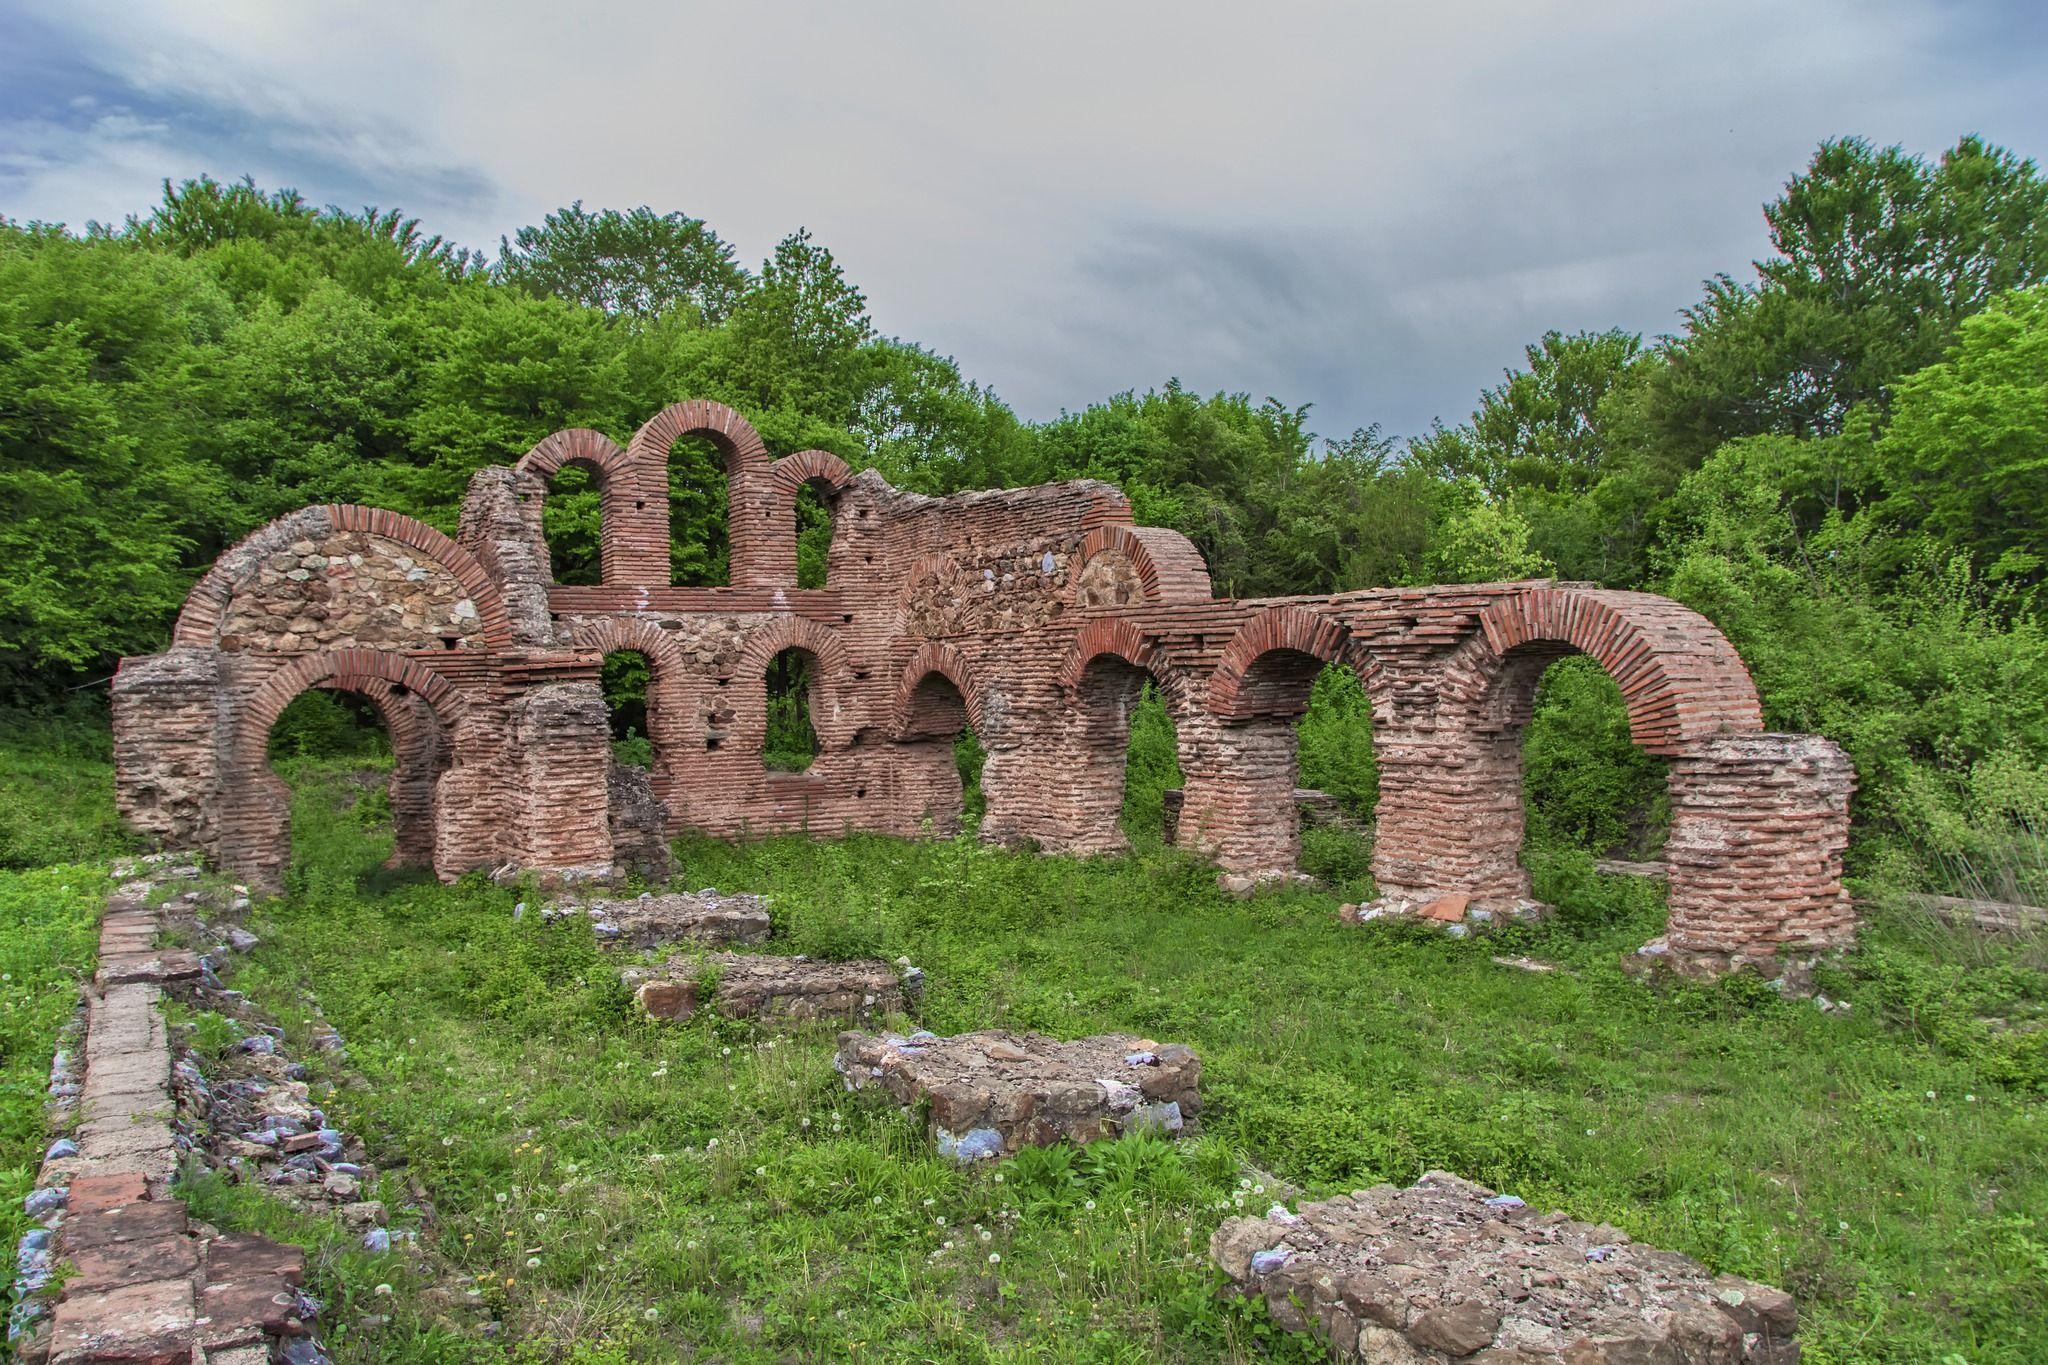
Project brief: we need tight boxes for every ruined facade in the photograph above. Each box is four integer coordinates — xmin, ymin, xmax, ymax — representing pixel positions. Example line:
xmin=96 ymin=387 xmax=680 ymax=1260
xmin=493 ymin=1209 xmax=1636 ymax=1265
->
xmin=113 ymin=400 xmax=1855 ymax=976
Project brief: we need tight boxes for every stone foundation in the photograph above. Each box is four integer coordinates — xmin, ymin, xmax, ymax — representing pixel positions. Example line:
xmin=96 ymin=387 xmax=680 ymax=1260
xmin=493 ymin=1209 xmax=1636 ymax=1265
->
xmin=1211 ymin=1171 xmax=1797 ymax=1363
xmin=623 ymin=953 xmax=915 ymax=1025
xmin=547 ymin=890 xmax=772 ymax=949
xmin=834 ymin=1029 xmax=1201 ymax=1160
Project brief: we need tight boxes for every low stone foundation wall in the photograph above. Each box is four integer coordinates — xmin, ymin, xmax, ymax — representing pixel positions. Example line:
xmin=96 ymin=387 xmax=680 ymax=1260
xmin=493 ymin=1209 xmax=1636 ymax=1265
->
xmin=624 ymin=953 xmax=915 ymax=1025
xmin=545 ymin=889 xmax=772 ymax=949
xmin=834 ymin=1030 xmax=1201 ymax=1161
xmin=1211 ymin=1171 xmax=1797 ymax=1362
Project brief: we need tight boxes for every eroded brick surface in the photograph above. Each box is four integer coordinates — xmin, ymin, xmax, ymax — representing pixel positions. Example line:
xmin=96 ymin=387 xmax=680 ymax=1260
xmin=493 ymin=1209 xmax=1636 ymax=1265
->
xmin=113 ymin=399 xmax=1856 ymax=973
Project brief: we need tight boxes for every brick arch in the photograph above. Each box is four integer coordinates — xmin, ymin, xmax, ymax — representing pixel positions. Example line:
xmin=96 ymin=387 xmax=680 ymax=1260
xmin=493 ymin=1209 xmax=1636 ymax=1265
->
xmin=236 ymin=649 xmax=470 ymax=767
xmin=1206 ymin=605 xmax=1363 ymax=721
xmin=732 ymin=617 xmax=857 ymax=750
xmin=1078 ymin=523 xmax=1215 ymax=604
xmin=513 ymin=427 xmax=632 ymax=483
xmin=769 ymin=449 xmax=854 ymax=499
xmin=1055 ymin=617 xmax=1189 ymax=711
xmin=172 ymin=506 xmax=513 ymax=650
xmin=1451 ymin=587 xmax=1764 ymax=755
xmin=626 ymin=400 xmax=776 ymax=587
xmin=570 ymin=617 xmax=693 ymax=807
xmin=763 ymin=449 xmax=856 ymax=587
xmin=889 ymin=642 xmax=999 ymax=744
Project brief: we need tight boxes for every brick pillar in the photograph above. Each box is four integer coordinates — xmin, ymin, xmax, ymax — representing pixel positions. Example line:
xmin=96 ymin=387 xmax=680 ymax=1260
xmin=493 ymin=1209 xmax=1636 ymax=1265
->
xmin=111 ymin=649 xmax=223 ymax=853
xmin=505 ymin=682 xmax=616 ymax=880
xmin=1369 ymin=720 xmax=1530 ymax=911
xmin=1175 ymin=713 xmax=1303 ymax=877
xmin=1660 ymin=733 xmax=1855 ymax=973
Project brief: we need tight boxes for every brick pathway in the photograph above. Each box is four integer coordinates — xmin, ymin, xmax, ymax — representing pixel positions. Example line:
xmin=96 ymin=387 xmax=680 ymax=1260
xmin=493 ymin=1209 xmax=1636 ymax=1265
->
xmin=20 ymin=861 xmax=315 ymax=1364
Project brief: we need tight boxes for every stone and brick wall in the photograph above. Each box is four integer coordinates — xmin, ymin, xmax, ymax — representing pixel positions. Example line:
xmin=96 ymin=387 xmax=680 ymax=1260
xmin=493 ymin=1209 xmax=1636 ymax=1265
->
xmin=113 ymin=399 xmax=1857 ymax=973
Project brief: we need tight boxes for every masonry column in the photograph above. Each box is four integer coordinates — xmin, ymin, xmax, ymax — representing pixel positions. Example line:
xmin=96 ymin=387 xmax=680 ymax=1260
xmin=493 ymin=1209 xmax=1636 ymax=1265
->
xmin=1368 ymin=717 xmax=1532 ymax=913
xmin=505 ymin=680 xmax=617 ymax=880
xmin=1175 ymin=712 xmax=1303 ymax=880
xmin=1657 ymin=733 xmax=1855 ymax=977
xmin=110 ymin=649 xmax=224 ymax=854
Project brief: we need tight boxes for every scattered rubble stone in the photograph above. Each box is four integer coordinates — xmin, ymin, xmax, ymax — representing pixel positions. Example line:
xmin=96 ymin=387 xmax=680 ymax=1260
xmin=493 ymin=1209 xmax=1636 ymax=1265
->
xmin=1339 ymin=895 xmax=1548 ymax=938
xmin=624 ymin=953 xmax=917 ymax=1025
xmin=835 ymin=1029 xmax=1201 ymax=1160
xmin=545 ymin=889 xmax=772 ymax=950
xmin=1211 ymin=1170 xmax=1797 ymax=1362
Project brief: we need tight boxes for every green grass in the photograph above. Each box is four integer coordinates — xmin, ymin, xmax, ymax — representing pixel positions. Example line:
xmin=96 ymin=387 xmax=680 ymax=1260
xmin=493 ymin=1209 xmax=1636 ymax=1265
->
xmin=181 ymin=761 xmax=2048 ymax=1363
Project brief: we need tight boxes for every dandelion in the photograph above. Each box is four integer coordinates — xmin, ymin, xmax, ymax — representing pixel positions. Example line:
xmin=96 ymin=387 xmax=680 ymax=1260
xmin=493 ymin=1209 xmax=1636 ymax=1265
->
xmin=707 ymin=1138 xmax=719 ymax=1149
xmin=494 ymin=1193 xmax=508 ymax=1204
xmin=721 ymin=1047 xmax=732 ymax=1056
xmin=643 ymin=1308 xmax=660 ymax=1322
xmin=1084 ymin=1200 xmax=1095 ymax=1211
xmin=934 ymin=1216 xmax=946 ymax=1227
xmin=979 ymin=1230 xmax=992 ymax=1243
xmin=1926 ymin=1091 xmax=1937 ymax=1100
xmin=504 ymin=1277 xmax=516 ymax=1288
xmin=872 ymin=1195 xmax=884 ymax=1206
xmin=374 ymin=1284 xmax=392 ymax=1296
xmin=441 ymin=1136 xmax=454 ymax=1147
xmin=923 ymin=1198 xmax=936 ymax=1207
xmin=534 ymin=1213 xmax=548 ymax=1223
xmin=988 ymin=1253 xmax=1001 ymax=1265
xmin=525 ymin=1257 xmax=541 ymax=1269
xmin=755 ymin=1165 xmax=768 ymax=1177
xmin=1966 ymin=1094 xmax=1978 ymax=1103
xmin=686 ymin=1240 xmax=698 ymax=1250
xmin=993 ymin=1173 xmax=1003 ymax=1184
xmin=801 ymin=1117 xmax=811 ymax=1128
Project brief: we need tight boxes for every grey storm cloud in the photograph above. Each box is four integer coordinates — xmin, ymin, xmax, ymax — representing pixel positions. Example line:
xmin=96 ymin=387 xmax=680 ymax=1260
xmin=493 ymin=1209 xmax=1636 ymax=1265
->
xmin=4 ymin=0 xmax=2045 ymax=439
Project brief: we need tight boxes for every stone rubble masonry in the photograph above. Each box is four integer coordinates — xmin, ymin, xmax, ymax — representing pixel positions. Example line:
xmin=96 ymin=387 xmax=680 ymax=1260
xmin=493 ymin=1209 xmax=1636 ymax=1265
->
xmin=834 ymin=1029 xmax=1202 ymax=1161
xmin=623 ymin=953 xmax=914 ymax=1026
xmin=114 ymin=398 xmax=1857 ymax=974
xmin=544 ymin=889 xmax=772 ymax=949
xmin=1211 ymin=1171 xmax=1798 ymax=1363
xmin=17 ymin=857 xmax=315 ymax=1364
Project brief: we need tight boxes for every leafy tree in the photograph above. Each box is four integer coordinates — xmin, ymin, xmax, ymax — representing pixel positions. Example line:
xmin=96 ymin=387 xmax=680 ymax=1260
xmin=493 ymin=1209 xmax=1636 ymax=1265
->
xmin=1412 ymin=329 xmax=1643 ymax=496
xmin=497 ymin=202 xmax=746 ymax=323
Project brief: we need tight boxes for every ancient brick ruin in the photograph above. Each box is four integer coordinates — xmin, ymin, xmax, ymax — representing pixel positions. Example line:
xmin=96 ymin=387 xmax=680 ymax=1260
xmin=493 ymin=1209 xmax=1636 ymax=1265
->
xmin=113 ymin=400 xmax=1856 ymax=977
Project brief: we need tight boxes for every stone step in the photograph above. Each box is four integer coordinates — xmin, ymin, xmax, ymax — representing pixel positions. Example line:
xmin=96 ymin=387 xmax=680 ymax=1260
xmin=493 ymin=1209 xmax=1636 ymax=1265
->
xmin=834 ymin=1029 xmax=1201 ymax=1161
xmin=1211 ymin=1170 xmax=1797 ymax=1362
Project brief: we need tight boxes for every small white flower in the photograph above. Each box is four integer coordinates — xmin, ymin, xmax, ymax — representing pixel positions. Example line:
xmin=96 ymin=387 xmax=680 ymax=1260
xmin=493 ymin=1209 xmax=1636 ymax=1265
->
xmin=1926 ymin=1091 xmax=1937 ymax=1100
xmin=525 ymin=1257 xmax=540 ymax=1269
xmin=979 ymin=1230 xmax=992 ymax=1243
xmin=993 ymin=1173 xmax=1003 ymax=1183
xmin=494 ymin=1192 xmax=508 ymax=1203
xmin=686 ymin=1240 xmax=698 ymax=1250
xmin=1084 ymin=1200 xmax=1095 ymax=1211
xmin=643 ymin=1307 xmax=660 ymax=1321
xmin=934 ymin=1216 xmax=946 ymax=1227
xmin=800 ymin=1117 xmax=811 ymax=1128
xmin=374 ymin=1283 xmax=392 ymax=1296
xmin=872 ymin=1195 xmax=884 ymax=1205
xmin=988 ymin=1253 xmax=1001 ymax=1265
xmin=534 ymin=1213 xmax=547 ymax=1223
xmin=707 ymin=1138 xmax=719 ymax=1149
xmin=721 ymin=1047 xmax=732 ymax=1056
xmin=923 ymin=1198 xmax=935 ymax=1207
xmin=755 ymin=1165 xmax=768 ymax=1177
xmin=1966 ymin=1094 xmax=1978 ymax=1102
xmin=441 ymin=1136 xmax=454 ymax=1147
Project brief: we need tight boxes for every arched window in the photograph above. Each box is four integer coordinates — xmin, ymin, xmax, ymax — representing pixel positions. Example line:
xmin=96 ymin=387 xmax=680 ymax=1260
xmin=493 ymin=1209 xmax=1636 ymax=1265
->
xmin=539 ymin=463 xmax=603 ymax=585
xmin=795 ymin=480 xmax=834 ymax=588
xmin=669 ymin=433 xmax=730 ymax=586
xmin=600 ymin=650 xmax=654 ymax=768
xmin=763 ymin=648 xmax=821 ymax=772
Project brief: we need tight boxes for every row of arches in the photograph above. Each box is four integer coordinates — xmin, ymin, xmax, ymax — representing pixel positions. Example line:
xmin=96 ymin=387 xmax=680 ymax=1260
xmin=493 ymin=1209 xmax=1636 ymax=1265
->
xmin=513 ymin=403 xmax=854 ymax=590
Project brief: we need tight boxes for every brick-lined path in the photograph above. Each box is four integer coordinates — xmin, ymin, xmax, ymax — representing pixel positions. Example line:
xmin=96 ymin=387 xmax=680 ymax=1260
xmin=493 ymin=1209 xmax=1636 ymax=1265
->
xmin=21 ymin=862 xmax=313 ymax=1364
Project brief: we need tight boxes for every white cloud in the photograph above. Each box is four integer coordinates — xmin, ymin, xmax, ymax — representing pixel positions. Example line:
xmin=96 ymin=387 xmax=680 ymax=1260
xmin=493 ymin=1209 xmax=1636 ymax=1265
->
xmin=6 ymin=0 xmax=2044 ymax=435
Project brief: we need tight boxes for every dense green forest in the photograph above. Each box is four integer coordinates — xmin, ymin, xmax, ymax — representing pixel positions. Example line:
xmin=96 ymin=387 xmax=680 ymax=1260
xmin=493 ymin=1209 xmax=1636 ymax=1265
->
xmin=3 ymin=135 xmax=2045 ymax=896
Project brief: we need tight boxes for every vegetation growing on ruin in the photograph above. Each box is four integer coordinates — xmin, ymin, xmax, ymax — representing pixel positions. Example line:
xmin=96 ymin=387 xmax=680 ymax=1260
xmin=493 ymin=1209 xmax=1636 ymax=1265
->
xmin=164 ymin=759 xmax=2048 ymax=1363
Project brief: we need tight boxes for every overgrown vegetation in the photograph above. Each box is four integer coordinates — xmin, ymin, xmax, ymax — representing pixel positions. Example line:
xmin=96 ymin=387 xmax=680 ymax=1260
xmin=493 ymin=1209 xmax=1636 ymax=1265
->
xmin=180 ymin=759 xmax=2044 ymax=1363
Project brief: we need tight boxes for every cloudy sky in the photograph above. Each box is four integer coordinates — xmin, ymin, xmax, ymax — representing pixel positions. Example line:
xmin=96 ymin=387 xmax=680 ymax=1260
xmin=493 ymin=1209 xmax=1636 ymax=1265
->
xmin=4 ymin=1 xmax=2044 ymax=440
